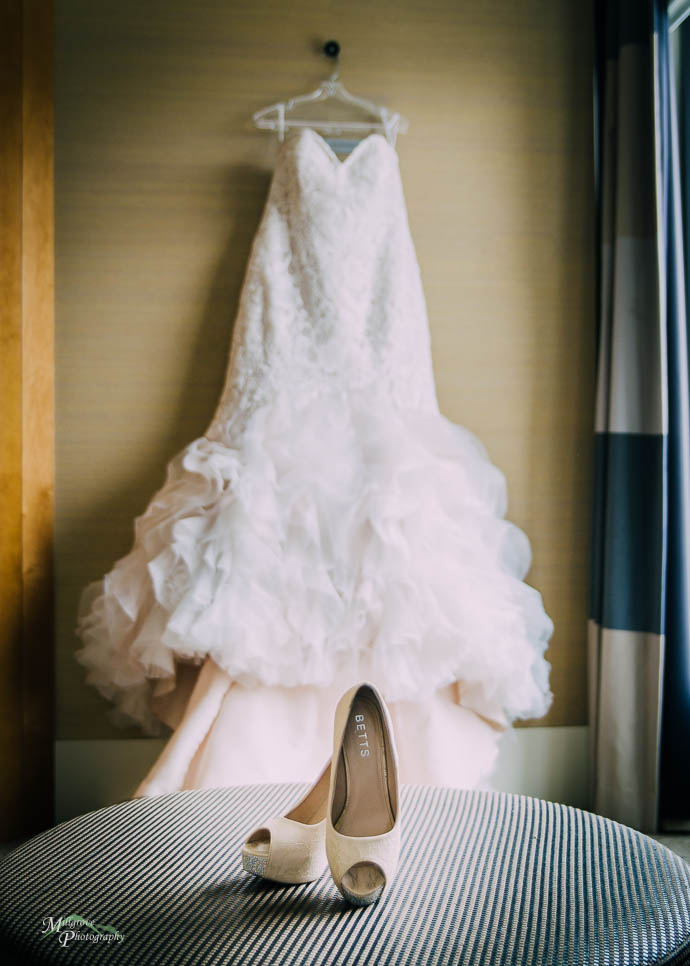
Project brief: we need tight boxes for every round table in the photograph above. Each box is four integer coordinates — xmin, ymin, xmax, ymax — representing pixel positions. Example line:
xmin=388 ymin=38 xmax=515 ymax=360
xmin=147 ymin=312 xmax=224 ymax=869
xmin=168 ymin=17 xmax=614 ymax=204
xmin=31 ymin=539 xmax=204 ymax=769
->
xmin=1 ymin=784 xmax=689 ymax=965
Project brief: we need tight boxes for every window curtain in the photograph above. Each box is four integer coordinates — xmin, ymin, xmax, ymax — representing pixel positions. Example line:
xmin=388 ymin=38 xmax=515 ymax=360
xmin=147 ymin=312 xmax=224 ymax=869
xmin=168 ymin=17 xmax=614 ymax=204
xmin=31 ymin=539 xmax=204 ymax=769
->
xmin=590 ymin=0 xmax=690 ymax=833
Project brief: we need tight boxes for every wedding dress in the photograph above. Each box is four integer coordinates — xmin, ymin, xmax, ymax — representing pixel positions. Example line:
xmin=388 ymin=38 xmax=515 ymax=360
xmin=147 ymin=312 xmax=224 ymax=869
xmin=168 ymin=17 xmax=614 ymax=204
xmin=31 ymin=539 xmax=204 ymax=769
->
xmin=75 ymin=127 xmax=554 ymax=795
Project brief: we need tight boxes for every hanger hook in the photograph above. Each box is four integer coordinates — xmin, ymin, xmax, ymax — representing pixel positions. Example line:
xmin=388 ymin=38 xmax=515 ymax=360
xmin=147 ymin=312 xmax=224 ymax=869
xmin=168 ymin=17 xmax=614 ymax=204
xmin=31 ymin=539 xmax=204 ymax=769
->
xmin=323 ymin=39 xmax=340 ymax=85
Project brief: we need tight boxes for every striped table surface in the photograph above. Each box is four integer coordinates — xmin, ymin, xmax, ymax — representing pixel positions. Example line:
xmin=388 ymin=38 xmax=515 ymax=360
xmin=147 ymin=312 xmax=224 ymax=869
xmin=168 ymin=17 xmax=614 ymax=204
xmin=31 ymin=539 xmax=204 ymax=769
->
xmin=1 ymin=784 xmax=689 ymax=965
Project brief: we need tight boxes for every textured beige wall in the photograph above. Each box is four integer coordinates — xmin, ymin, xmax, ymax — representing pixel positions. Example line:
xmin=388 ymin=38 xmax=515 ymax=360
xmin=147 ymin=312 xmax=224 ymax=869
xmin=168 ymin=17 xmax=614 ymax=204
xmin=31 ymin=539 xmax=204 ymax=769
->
xmin=55 ymin=0 xmax=595 ymax=738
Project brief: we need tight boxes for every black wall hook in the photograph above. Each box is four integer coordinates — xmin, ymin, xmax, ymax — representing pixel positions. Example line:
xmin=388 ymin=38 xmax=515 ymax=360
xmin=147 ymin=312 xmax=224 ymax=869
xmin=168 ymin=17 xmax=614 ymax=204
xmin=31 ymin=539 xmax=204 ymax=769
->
xmin=323 ymin=40 xmax=340 ymax=59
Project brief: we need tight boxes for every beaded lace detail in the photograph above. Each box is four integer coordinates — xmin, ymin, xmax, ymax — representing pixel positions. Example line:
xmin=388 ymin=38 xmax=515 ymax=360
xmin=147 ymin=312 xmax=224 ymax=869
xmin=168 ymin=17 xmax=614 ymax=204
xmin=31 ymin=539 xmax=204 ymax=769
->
xmin=207 ymin=128 xmax=438 ymax=442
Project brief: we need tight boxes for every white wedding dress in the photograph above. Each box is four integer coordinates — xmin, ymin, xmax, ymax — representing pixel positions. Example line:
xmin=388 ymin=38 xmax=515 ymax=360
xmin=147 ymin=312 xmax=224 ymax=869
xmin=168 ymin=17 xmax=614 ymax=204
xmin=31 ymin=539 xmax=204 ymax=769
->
xmin=75 ymin=127 xmax=554 ymax=795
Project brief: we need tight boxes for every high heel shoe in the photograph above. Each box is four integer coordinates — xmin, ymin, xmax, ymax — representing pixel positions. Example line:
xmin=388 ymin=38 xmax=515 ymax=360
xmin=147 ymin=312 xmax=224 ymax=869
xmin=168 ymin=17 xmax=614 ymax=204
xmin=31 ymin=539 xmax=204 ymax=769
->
xmin=241 ymin=760 xmax=330 ymax=884
xmin=326 ymin=682 xmax=400 ymax=906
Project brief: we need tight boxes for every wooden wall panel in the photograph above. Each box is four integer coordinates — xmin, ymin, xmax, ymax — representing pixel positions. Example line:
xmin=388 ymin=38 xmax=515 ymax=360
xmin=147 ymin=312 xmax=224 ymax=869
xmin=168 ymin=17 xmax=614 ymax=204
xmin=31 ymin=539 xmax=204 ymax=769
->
xmin=0 ymin=0 xmax=25 ymax=835
xmin=55 ymin=0 xmax=595 ymax=738
xmin=0 ymin=0 xmax=55 ymax=837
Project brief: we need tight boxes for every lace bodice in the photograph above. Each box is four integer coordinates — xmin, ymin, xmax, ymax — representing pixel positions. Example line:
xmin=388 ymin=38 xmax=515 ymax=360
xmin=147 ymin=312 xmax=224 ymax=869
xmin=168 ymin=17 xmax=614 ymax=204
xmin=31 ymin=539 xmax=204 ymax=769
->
xmin=207 ymin=127 xmax=439 ymax=442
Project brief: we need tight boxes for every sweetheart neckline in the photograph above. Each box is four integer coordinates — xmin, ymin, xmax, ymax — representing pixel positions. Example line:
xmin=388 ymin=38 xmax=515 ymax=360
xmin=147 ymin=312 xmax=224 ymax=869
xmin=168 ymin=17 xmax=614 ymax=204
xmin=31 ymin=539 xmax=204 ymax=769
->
xmin=287 ymin=127 xmax=398 ymax=171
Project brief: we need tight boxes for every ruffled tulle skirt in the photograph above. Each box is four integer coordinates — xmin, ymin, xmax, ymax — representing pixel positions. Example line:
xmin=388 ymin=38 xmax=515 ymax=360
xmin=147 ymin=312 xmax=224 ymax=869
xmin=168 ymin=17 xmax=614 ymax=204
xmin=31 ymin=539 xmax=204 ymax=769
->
xmin=75 ymin=385 xmax=553 ymax=737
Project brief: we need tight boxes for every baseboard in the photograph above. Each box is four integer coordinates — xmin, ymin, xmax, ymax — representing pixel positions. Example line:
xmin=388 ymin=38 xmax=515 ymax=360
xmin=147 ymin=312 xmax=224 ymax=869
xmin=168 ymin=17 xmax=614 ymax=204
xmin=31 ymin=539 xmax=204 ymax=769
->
xmin=54 ymin=726 xmax=589 ymax=824
xmin=491 ymin=725 xmax=589 ymax=808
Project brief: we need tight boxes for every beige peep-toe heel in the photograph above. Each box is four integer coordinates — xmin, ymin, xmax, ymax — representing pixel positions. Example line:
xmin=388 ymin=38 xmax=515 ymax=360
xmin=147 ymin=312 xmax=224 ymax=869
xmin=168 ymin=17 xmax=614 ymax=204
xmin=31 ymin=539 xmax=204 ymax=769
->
xmin=326 ymin=682 xmax=400 ymax=906
xmin=241 ymin=760 xmax=330 ymax=884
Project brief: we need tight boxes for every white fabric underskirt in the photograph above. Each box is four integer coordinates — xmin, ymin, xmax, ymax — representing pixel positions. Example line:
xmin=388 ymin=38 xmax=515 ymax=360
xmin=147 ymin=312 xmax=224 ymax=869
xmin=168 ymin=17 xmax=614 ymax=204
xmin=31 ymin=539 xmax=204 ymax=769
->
xmin=134 ymin=658 xmax=505 ymax=796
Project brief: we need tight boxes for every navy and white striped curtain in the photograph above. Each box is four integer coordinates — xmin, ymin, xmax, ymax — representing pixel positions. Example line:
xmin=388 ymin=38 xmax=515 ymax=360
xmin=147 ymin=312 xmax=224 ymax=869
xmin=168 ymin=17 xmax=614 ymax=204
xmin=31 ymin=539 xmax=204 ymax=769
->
xmin=590 ymin=0 xmax=690 ymax=833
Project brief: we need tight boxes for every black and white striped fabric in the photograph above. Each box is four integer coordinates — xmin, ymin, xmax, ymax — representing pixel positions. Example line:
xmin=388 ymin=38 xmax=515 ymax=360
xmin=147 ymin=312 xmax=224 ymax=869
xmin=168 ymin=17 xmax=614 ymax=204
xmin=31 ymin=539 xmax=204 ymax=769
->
xmin=1 ymin=784 xmax=689 ymax=965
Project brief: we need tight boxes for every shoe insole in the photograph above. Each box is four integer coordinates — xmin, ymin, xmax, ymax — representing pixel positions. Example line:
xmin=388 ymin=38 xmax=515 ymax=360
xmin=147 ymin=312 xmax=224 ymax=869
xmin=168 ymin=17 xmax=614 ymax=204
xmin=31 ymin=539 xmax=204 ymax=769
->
xmin=335 ymin=694 xmax=394 ymax=837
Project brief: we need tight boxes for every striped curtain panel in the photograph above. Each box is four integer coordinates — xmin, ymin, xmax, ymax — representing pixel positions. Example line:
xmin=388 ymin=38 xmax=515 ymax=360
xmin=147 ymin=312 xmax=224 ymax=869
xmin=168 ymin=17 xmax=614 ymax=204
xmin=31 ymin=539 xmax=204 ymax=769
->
xmin=590 ymin=0 xmax=690 ymax=833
